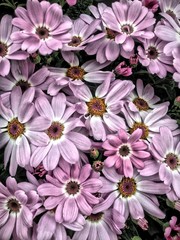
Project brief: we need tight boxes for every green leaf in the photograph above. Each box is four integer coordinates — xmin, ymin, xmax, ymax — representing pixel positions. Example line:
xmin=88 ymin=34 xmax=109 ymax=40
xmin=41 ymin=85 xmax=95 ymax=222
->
xmin=131 ymin=237 xmax=142 ymax=240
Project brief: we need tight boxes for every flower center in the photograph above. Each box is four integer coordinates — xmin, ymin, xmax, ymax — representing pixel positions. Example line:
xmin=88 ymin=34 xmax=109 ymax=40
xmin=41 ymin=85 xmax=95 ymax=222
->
xmin=36 ymin=26 xmax=49 ymax=40
xmin=119 ymin=144 xmax=130 ymax=157
xmin=133 ymin=97 xmax=149 ymax=111
xmin=66 ymin=66 xmax=85 ymax=80
xmin=8 ymin=118 xmax=25 ymax=139
xmin=16 ymin=80 xmax=31 ymax=92
xmin=106 ymin=28 xmax=118 ymax=39
xmin=47 ymin=122 xmax=64 ymax=140
xmin=68 ymin=36 xmax=82 ymax=47
xmin=166 ymin=10 xmax=176 ymax=19
xmin=165 ymin=153 xmax=179 ymax=170
xmin=87 ymin=212 xmax=104 ymax=222
xmin=121 ymin=24 xmax=134 ymax=34
xmin=118 ymin=177 xmax=136 ymax=198
xmin=66 ymin=181 xmax=80 ymax=195
xmin=147 ymin=46 xmax=159 ymax=59
xmin=129 ymin=122 xmax=149 ymax=140
xmin=87 ymin=98 xmax=106 ymax=117
xmin=7 ymin=198 xmax=21 ymax=213
xmin=0 ymin=42 xmax=8 ymax=57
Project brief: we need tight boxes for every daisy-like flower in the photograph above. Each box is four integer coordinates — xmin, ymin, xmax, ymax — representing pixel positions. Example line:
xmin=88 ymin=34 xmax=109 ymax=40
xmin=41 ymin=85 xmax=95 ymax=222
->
xmin=0 ymin=177 xmax=39 ymax=240
xmin=122 ymin=104 xmax=178 ymax=142
xmin=30 ymin=93 xmax=91 ymax=170
xmin=150 ymin=126 xmax=180 ymax=199
xmin=72 ymin=208 xmax=125 ymax=240
xmin=127 ymin=79 xmax=169 ymax=117
xmin=159 ymin=0 xmax=180 ymax=19
xmin=11 ymin=0 xmax=72 ymax=55
xmin=37 ymin=162 xmax=102 ymax=224
xmin=155 ymin=13 xmax=180 ymax=56
xmin=62 ymin=18 xmax=102 ymax=51
xmin=47 ymin=51 xmax=113 ymax=96
xmin=0 ymin=87 xmax=50 ymax=176
xmin=101 ymin=0 xmax=155 ymax=55
xmin=138 ymin=37 xmax=174 ymax=78
xmin=93 ymin=166 xmax=170 ymax=221
xmin=173 ymin=49 xmax=180 ymax=88
xmin=103 ymin=128 xmax=150 ymax=178
xmin=0 ymin=15 xmax=28 ymax=77
xmin=0 ymin=59 xmax=50 ymax=93
xmin=73 ymin=76 xmax=134 ymax=140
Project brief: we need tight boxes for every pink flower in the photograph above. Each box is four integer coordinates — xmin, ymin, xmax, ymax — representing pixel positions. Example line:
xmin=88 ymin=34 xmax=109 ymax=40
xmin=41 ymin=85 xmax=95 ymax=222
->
xmin=129 ymin=54 xmax=139 ymax=66
xmin=0 ymin=15 xmax=28 ymax=77
xmin=93 ymin=166 xmax=170 ymax=221
xmin=66 ymin=0 xmax=77 ymax=6
xmin=11 ymin=0 xmax=72 ymax=55
xmin=159 ymin=0 xmax=180 ymax=19
xmin=103 ymin=128 xmax=150 ymax=177
xmin=0 ymin=177 xmax=39 ymax=240
xmin=0 ymin=59 xmax=50 ymax=93
xmin=173 ymin=49 xmax=180 ymax=88
xmin=115 ymin=62 xmax=132 ymax=76
xmin=30 ymin=93 xmax=91 ymax=170
xmin=142 ymin=0 xmax=159 ymax=13
xmin=164 ymin=216 xmax=180 ymax=240
xmin=37 ymin=162 xmax=102 ymax=223
xmin=138 ymin=37 xmax=174 ymax=78
xmin=72 ymin=208 xmax=125 ymax=240
xmin=0 ymin=87 xmax=50 ymax=176
xmin=73 ymin=75 xmax=134 ymax=140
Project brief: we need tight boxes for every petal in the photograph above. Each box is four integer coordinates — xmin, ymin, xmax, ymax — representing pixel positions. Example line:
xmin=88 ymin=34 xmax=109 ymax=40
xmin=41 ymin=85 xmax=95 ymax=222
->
xmin=90 ymin=116 xmax=106 ymax=141
xmin=43 ymin=144 xmax=60 ymax=170
xmin=63 ymin=198 xmax=78 ymax=223
xmin=16 ymin=135 xmax=30 ymax=167
xmin=35 ymin=97 xmax=54 ymax=120
xmin=128 ymin=196 xmax=144 ymax=220
xmin=76 ymin=195 xmax=92 ymax=215
xmin=67 ymin=131 xmax=91 ymax=151
xmin=51 ymin=93 xmax=66 ymax=120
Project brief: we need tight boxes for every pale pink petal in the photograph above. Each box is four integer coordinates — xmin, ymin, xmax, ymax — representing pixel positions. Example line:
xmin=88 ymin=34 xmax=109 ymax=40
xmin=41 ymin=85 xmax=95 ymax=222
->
xmin=63 ymin=198 xmax=78 ymax=223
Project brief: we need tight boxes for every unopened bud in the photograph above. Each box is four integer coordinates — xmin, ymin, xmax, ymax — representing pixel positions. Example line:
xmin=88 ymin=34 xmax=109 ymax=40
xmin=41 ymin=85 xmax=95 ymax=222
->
xmin=90 ymin=148 xmax=99 ymax=159
xmin=92 ymin=160 xmax=104 ymax=172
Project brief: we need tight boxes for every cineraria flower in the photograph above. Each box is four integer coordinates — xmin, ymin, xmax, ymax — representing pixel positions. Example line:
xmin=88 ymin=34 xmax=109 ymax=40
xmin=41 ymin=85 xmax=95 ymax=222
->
xmin=93 ymin=166 xmax=170 ymax=221
xmin=138 ymin=37 xmax=174 ymax=78
xmin=0 ymin=87 xmax=50 ymax=176
xmin=164 ymin=216 xmax=180 ymax=240
xmin=37 ymin=162 xmax=102 ymax=223
xmin=30 ymin=93 xmax=91 ymax=170
xmin=173 ymin=49 xmax=180 ymax=88
xmin=142 ymin=0 xmax=159 ymax=13
xmin=103 ymin=128 xmax=150 ymax=177
xmin=127 ymin=79 xmax=169 ymax=117
xmin=101 ymin=0 xmax=155 ymax=55
xmin=72 ymin=208 xmax=125 ymax=240
xmin=36 ymin=210 xmax=85 ymax=240
xmin=0 ymin=177 xmax=39 ymax=240
xmin=155 ymin=13 xmax=180 ymax=56
xmin=62 ymin=18 xmax=102 ymax=51
xmin=47 ymin=52 xmax=113 ymax=96
xmin=0 ymin=59 xmax=50 ymax=93
xmin=11 ymin=0 xmax=72 ymax=55
xmin=81 ymin=3 xmax=131 ymax=63
xmin=159 ymin=0 xmax=180 ymax=19
xmin=0 ymin=15 xmax=28 ymax=77
xmin=150 ymin=126 xmax=180 ymax=200
xmin=73 ymin=76 xmax=134 ymax=140
xmin=122 ymin=104 xmax=178 ymax=142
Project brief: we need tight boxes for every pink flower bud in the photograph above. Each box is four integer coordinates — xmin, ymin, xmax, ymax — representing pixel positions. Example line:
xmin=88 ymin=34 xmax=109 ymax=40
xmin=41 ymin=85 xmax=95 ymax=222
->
xmin=130 ymin=54 xmax=139 ymax=66
xmin=137 ymin=218 xmax=148 ymax=230
xmin=115 ymin=62 xmax=132 ymax=76
xmin=66 ymin=0 xmax=77 ymax=6
xmin=92 ymin=160 xmax=104 ymax=172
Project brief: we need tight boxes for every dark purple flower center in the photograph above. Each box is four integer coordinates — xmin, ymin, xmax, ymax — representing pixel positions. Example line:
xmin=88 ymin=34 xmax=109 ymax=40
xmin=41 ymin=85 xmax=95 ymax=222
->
xmin=16 ymin=80 xmax=31 ymax=92
xmin=166 ymin=10 xmax=176 ymax=20
xmin=87 ymin=97 xmax=106 ymax=117
xmin=106 ymin=28 xmax=118 ymax=39
xmin=8 ymin=118 xmax=25 ymax=139
xmin=68 ymin=36 xmax=82 ymax=47
xmin=36 ymin=27 xmax=49 ymax=40
xmin=133 ymin=97 xmax=149 ymax=111
xmin=119 ymin=145 xmax=130 ymax=157
xmin=147 ymin=46 xmax=159 ymax=59
xmin=47 ymin=122 xmax=64 ymax=140
xmin=118 ymin=177 xmax=136 ymax=198
xmin=0 ymin=42 xmax=8 ymax=57
xmin=129 ymin=122 xmax=149 ymax=140
xmin=66 ymin=181 xmax=80 ymax=195
xmin=87 ymin=212 xmax=104 ymax=222
xmin=66 ymin=66 xmax=85 ymax=80
xmin=7 ymin=198 xmax=21 ymax=212
xmin=92 ymin=160 xmax=104 ymax=172
xmin=165 ymin=153 xmax=179 ymax=170
xmin=121 ymin=24 xmax=134 ymax=34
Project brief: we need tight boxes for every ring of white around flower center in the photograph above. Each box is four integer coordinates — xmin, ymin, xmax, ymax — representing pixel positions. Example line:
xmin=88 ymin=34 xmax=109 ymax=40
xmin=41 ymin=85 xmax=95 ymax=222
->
xmin=62 ymin=179 xmax=81 ymax=198
xmin=117 ymin=143 xmax=132 ymax=159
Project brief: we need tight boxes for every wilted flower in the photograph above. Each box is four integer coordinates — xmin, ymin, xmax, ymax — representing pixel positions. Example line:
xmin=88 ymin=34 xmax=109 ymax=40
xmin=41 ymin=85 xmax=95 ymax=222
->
xmin=164 ymin=216 xmax=180 ymax=240
xmin=142 ymin=0 xmax=159 ymax=13
xmin=115 ymin=62 xmax=132 ymax=76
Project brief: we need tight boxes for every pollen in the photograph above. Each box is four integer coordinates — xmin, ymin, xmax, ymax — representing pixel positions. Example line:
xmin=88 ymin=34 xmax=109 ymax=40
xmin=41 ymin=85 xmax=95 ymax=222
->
xmin=129 ymin=122 xmax=149 ymax=140
xmin=133 ymin=97 xmax=149 ymax=111
xmin=118 ymin=177 xmax=136 ymax=198
xmin=8 ymin=118 xmax=25 ymax=139
xmin=87 ymin=98 xmax=106 ymax=117
xmin=66 ymin=66 xmax=85 ymax=80
xmin=47 ymin=122 xmax=64 ymax=140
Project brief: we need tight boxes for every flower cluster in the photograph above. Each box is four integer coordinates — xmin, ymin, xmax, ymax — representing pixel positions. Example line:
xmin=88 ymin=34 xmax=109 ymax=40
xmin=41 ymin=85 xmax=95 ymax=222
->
xmin=0 ymin=0 xmax=180 ymax=239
